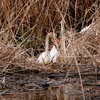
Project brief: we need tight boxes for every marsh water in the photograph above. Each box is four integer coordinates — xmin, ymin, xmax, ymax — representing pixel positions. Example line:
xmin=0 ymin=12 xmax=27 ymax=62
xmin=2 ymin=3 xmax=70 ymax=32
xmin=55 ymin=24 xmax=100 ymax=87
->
xmin=1 ymin=65 xmax=100 ymax=100
xmin=2 ymin=84 xmax=100 ymax=100
xmin=2 ymin=85 xmax=82 ymax=100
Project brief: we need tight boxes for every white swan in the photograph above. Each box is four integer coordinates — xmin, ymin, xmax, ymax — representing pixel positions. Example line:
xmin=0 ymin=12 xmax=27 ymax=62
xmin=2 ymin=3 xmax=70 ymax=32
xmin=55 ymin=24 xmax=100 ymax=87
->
xmin=80 ymin=25 xmax=90 ymax=33
xmin=36 ymin=33 xmax=59 ymax=64
xmin=80 ymin=23 xmax=94 ymax=34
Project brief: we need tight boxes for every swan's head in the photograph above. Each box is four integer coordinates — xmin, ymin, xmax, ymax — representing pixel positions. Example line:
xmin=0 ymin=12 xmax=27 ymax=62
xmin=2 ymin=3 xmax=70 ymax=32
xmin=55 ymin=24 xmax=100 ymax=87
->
xmin=48 ymin=32 xmax=60 ymax=43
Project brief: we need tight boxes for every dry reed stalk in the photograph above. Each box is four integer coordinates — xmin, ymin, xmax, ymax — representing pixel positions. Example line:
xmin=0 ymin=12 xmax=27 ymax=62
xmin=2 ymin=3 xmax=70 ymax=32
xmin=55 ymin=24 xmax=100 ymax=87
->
xmin=60 ymin=18 xmax=66 ymax=62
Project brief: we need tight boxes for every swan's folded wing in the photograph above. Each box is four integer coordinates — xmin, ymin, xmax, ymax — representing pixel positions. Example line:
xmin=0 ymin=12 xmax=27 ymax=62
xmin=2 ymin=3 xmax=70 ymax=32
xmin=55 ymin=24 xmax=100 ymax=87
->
xmin=50 ymin=46 xmax=59 ymax=62
xmin=36 ymin=52 xmax=45 ymax=63
xmin=36 ymin=52 xmax=51 ymax=64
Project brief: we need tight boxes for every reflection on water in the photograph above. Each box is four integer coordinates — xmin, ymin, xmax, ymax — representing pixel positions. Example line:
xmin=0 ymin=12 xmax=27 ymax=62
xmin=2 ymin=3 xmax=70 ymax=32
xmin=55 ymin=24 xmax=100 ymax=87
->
xmin=2 ymin=83 xmax=83 ymax=100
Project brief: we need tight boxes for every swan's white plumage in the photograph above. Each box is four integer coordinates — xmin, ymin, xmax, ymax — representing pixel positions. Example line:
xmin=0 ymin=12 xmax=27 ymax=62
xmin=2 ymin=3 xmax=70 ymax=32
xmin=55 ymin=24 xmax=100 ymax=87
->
xmin=36 ymin=52 xmax=51 ymax=64
xmin=80 ymin=25 xmax=90 ymax=33
xmin=50 ymin=46 xmax=59 ymax=62
xmin=36 ymin=32 xmax=59 ymax=64
xmin=80 ymin=23 xmax=94 ymax=34
xmin=36 ymin=46 xmax=59 ymax=64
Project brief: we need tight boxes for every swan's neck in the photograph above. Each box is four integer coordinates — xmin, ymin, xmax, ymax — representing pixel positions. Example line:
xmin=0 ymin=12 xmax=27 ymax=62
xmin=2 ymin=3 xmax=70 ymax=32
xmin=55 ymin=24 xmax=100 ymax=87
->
xmin=45 ymin=34 xmax=50 ymax=53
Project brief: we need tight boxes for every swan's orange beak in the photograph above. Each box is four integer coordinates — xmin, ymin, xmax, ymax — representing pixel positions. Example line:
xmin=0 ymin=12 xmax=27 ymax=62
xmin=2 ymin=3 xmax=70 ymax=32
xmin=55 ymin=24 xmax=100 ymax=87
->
xmin=56 ymin=38 xmax=60 ymax=43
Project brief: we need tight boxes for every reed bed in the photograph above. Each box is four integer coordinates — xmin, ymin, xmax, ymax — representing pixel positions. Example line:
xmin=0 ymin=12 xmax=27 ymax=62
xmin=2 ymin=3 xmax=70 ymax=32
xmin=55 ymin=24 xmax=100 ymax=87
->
xmin=0 ymin=0 xmax=99 ymax=71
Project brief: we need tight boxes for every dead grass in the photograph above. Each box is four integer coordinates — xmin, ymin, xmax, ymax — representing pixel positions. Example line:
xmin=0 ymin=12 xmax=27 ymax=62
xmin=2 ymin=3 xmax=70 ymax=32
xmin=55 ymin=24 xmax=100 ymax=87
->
xmin=0 ymin=0 xmax=99 ymax=70
xmin=0 ymin=1 xmax=99 ymax=99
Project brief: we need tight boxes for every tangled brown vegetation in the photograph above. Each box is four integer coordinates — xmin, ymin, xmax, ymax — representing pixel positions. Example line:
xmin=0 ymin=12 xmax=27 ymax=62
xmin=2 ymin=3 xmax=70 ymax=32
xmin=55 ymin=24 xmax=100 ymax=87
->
xmin=0 ymin=0 xmax=99 ymax=72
